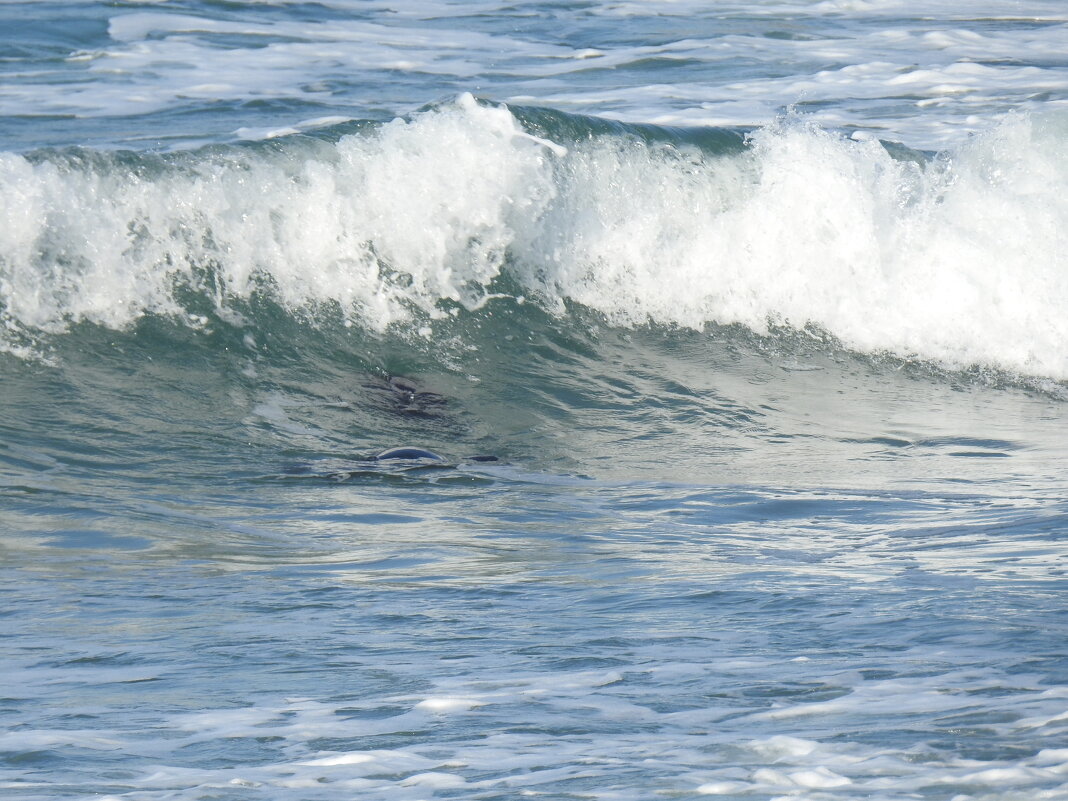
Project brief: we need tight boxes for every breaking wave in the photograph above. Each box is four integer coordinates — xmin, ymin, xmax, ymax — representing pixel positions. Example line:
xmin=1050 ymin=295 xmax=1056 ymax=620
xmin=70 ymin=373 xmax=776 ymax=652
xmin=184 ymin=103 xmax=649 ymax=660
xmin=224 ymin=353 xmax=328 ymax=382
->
xmin=2 ymin=94 xmax=1067 ymax=378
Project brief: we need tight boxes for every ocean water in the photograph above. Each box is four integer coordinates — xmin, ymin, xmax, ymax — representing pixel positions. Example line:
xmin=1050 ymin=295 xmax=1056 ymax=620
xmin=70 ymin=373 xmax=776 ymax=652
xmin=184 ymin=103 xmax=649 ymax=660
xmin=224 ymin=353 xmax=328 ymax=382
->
xmin=2 ymin=1 xmax=1068 ymax=799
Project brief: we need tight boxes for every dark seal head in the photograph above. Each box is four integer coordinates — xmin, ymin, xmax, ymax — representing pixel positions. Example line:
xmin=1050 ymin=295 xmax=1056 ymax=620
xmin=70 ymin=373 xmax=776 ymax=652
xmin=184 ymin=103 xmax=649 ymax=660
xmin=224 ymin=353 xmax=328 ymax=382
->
xmin=375 ymin=447 xmax=445 ymax=461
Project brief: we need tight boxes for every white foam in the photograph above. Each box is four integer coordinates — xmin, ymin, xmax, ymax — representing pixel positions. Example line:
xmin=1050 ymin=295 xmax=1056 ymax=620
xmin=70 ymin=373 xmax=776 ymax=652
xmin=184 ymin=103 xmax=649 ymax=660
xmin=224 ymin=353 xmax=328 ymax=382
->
xmin=7 ymin=653 xmax=1068 ymax=800
xmin=523 ymin=109 xmax=1068 ymax=379
xmin=749 ymin=735 xmax=820 ymax=758
xmin=0 ymin=11 xmax=569 ymax=120
xmin=3 ymin=98 xmax=1068 ymax=378
xmin=398 ymin=771 xmax=467 ymax=788
xmin=787 ymin=766 xmax=853 ymax=788
xmin=0 ymin=95 xmax=555 ymax=336
xmin=414 ymin=696 xmax=486 ymax=713
xmin=300 ymin=753 xmax=376 ymax=766
xmin=696 ymin=780 xmax=749 ymax=794
xmin=1 ymin=2 xmax=1065 ymax=149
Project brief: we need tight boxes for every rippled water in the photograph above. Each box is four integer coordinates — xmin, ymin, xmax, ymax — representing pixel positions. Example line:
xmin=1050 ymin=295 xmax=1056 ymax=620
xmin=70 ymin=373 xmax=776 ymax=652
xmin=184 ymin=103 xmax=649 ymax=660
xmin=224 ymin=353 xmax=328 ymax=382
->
xmin=2 ymin=2 xmax=1068 ymax=800
xmin=3 ymin=0 xmax=1068 ymax=150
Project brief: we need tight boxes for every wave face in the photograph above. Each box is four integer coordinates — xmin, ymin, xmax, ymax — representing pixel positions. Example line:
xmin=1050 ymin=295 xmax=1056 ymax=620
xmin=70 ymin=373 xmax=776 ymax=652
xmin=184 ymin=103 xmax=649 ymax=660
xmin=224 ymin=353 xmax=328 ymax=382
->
xmin=4 ymin=6 xmax=1068 ymax=800
xmin=3 ymin=96 xmax=1067 ymax=378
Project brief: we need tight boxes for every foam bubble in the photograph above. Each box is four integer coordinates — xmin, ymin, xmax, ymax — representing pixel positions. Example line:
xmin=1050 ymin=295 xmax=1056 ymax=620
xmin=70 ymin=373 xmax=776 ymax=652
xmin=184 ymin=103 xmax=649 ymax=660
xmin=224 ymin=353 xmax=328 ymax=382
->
xmin=414 ymin=697 xmax=486 ymax=713
xmin=749 ymin=735 xmax=820 ymax=758
xmin=300 ymin=753 xmax=376 ymax=766
xmin=399 ymin=771 xmax=467 ymax=788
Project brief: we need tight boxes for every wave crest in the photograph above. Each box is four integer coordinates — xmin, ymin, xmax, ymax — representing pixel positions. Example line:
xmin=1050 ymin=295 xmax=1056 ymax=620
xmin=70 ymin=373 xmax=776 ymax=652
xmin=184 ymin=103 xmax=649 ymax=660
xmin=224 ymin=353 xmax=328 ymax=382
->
xmin=2 ymin=96 xmax=1067 ymax=377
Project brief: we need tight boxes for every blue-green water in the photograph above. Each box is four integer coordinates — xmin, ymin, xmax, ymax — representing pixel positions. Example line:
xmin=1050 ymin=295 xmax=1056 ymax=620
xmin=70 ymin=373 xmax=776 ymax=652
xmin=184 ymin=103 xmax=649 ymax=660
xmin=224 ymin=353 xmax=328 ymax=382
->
xmin=2 ymin=2 xmax=1068 ymax=799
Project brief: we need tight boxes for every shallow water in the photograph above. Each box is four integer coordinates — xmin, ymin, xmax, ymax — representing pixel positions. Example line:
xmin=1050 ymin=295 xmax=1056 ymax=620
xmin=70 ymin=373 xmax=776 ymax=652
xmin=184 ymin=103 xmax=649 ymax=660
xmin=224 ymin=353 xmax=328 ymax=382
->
xmin=2 ymin=2 xmax=1068 ymax=800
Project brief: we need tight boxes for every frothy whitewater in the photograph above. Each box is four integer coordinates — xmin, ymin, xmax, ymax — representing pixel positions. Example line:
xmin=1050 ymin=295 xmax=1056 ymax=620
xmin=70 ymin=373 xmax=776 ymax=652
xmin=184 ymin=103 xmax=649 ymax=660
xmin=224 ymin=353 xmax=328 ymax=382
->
xmin=5 ymin=97 xmax=1068 ymax=378
xmin=2 ymin=3 xmax=1068 ymax=800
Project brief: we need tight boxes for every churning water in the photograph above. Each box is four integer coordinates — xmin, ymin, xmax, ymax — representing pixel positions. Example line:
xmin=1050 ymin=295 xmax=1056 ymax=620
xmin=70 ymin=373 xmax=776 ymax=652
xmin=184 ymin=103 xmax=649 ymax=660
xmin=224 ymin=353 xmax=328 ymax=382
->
xmin=2 ymin=2 xmax=1068 ymax=799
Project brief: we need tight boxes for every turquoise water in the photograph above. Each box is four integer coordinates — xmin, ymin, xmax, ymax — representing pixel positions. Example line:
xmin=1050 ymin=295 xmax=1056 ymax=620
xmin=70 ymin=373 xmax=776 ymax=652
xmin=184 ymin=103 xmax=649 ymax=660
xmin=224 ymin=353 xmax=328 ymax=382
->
xmin=3 ymin=2 xmax=1068 ymax=799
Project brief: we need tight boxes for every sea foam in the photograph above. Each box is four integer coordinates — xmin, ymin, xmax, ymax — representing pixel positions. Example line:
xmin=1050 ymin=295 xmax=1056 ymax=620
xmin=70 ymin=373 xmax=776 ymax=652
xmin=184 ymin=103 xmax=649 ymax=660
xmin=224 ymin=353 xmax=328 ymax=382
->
xmin=1 ymin=96 xmax=1067 ymax=377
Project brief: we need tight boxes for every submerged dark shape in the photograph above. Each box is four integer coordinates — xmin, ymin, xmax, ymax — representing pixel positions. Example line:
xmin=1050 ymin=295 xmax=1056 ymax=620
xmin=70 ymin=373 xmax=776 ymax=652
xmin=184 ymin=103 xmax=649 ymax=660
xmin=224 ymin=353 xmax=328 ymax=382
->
xmin=375 ymin=446 xmax=445 ymax=461
xmin=276 ymin=374 xmax=502 ymax=480
xmin=362 ymin=374 xmax=449 ymax=418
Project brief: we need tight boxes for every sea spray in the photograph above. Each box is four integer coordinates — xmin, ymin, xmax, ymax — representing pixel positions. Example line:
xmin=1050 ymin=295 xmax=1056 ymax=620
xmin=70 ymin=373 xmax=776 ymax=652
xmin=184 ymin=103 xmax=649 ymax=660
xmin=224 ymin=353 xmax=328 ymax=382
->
xmin=4 ymin=5 xmax=1068 ymax=800
xmin=0 ymin=96 xmax=559 ymax=340
xmin=2 ymin=97 xmax=1067 ymax=377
